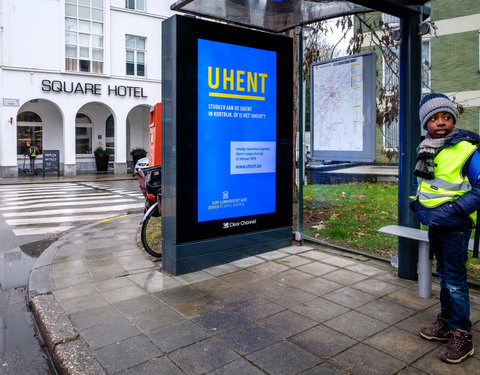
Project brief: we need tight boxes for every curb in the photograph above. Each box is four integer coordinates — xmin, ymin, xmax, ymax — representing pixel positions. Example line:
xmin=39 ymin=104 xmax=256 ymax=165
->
xmin=30 ymin=295 xmax=105 ymax=375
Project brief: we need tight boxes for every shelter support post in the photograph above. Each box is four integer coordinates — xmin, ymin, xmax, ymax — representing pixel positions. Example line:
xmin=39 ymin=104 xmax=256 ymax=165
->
xmin=296 ymin=26 xmax=304 ymax=246
xmin=398 ymin=13 xmax=422 ymax=280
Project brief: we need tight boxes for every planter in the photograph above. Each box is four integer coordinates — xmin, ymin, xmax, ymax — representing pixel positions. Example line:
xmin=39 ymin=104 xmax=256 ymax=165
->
xmin=94 ymin=153 xmax=109 ymax=171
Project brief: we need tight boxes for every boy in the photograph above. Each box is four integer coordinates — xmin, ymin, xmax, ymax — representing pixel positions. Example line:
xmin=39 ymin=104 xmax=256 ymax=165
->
xmin=410 ymin=92 xmax=480 ymax=363
xmin=25 ymin=141 xmax=38 ymax=174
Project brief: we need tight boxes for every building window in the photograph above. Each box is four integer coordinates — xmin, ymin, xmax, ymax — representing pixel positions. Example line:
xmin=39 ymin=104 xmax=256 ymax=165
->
xmin=421 ymin=39 xmax=431 ymax=93
xmin=17 ymin=112 xmax=43 ymax=156
xmin=65 ymin=0 xmax=104 ymax=74
xmin=382 ymin=14 xmax=399 ymax=27
xmin=105 ymin=115 xmax=115 ymax=153
xmin=382 ymin=45 xmax=399 ymax=93
xmin=126 ymin=35 xmax=146 ymax=76
xmin=126 ymin=0 xmax=145 ymax=11
xmin=75 ymin=113 xmax=93 ymax=154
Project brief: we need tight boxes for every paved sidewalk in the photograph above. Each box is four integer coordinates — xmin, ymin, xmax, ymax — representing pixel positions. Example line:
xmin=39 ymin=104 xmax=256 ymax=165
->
xmin=29 ymin=214 xmax=480 ymax=374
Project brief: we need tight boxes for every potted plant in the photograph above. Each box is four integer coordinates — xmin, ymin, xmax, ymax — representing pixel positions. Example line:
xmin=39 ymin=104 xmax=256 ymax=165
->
xmin=94 ymin=143 xmax=114 ymax=171
xmin=130 ymin=147 xmax=147 ymax=166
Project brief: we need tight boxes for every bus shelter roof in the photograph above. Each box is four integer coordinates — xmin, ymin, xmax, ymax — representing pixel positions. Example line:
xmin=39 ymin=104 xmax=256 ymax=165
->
xmin=171 ymin=0 xmax=431 ymax=33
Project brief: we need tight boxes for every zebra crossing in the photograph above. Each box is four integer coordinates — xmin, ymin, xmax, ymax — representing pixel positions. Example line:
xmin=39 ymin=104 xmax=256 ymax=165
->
xmin=0 ymin=182 xmax=144 ymax=237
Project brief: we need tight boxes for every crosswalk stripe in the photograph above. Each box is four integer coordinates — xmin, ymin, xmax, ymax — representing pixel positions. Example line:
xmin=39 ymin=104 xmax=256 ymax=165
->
xmin=0 ymin=198 xmax=134 ymax=211
xmin=0 ymin=194 xmax=120 ymax=207
xmin=2 ymin=203 xmax=142 ymax=218
xmin=12 ymin=226 xmax=75 ymax=236
xmin=6 ymin=213 xmax=126 ymax=225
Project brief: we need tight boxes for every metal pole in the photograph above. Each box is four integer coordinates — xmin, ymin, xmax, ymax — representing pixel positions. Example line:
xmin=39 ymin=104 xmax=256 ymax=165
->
xmin=296 ymin=26 xmax=304 ymax=246
xmin=398 ymin=13 xmax=421 ymax=280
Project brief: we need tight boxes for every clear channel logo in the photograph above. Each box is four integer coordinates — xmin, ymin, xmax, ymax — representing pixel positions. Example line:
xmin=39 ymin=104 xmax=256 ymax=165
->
xmin=222 ymin=219 xmax=257 ymax=229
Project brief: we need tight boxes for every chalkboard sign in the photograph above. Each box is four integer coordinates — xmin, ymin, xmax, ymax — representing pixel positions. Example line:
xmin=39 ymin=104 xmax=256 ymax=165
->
xmin=42 ymin=150 xmax=60 ymax=177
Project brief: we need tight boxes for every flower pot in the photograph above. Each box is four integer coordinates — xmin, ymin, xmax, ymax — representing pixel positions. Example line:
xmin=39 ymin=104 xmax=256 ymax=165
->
xmin=94 ymin=153 xmax=109 ymax=171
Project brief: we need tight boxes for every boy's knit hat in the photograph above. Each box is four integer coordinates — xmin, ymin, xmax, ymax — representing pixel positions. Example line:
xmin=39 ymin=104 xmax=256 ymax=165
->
xmin=419 ymin=93 xmax=457 ymax=129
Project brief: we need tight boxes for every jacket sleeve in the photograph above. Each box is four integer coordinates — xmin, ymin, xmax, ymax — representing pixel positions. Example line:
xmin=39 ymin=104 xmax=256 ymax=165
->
xmin=454 ymin=150 xmax=480 ymax=215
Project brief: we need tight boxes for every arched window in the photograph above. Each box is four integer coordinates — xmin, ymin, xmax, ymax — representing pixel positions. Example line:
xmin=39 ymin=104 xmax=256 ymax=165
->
xmin=105 ymin=115 xmax=115 ymax=153
xmin=75 ymin=113 xmax=93 ymax=154
xmin=17 ymin=111 xmax=43 ymax=155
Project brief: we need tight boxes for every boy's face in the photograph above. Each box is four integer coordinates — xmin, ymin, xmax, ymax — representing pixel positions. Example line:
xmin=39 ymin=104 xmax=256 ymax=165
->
xmin=426 ymin=111 xmax=455 ymax=139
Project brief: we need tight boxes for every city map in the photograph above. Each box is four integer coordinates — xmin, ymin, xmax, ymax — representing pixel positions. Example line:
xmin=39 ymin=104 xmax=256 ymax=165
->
xmin=312 ymin=57 xmax=363 ymax=151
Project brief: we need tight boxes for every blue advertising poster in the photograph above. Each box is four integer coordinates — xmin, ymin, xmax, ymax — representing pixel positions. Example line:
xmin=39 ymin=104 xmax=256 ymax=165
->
xmin=198 ymin=39 xmax=277 ymax=222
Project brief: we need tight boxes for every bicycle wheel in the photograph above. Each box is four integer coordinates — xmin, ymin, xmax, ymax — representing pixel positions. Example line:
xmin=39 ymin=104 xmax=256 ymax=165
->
xmin=141 ymin=204 xmax=162 ymax=258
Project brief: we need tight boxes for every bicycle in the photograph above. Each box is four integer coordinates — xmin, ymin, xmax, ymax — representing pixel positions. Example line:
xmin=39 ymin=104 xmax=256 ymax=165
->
xmin=137 ymin=165 xmax=162 ymax=258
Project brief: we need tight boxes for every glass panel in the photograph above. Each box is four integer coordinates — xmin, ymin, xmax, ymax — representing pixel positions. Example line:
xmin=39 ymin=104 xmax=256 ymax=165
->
xmin=92 ymin=35 xmax=103 ymax=48
xmin=17 ymin=112 xmax=42 ymax=122
xmin=126 ymin=0 xmax=135 ymax=10
xmin=80 ymin=58 xmax=90 ymax=71
xmin=137 ymin=51 xmax=144 ymax=64
xmin=75 ymin=126 xmax=92 ymax=154
xmin=126 ymin=62 xmax=134 ymax=75
xmin=92 ymin=0 xmax=103 ymax=9
xmin=92 ymin=48 xmax=103 ymax=60
xmin=65 ymin=17 xmax=77 ymax=31
xmin=79 ymin=34 xmax=89 ymax=46
xmin=137 ymin=63 xmax=145 ymax=76
xmin=79 ymin=19 xmax=90 ymax=32
xmin=79 ymin=46 xmax=89 ymax=58
xmin=76 ymin=113 xmax=92 ymax=124
xmin=92 ymin=22 xmax=103 ymax=34
xmin=65 ymin=3 xmax=77 ymax=17
xmin=65 ymin=58 xmax=78 ymax=71
xmin=65 ymin=31 xmax=77 ymax=44
xmin=92 ymin=8 xmax=103 ymax=21
xmin=125 ymin=35 xmax=135 ymax=48
xmin=66 ymin=45 xmax=77 ymax=58
xmin=137 ymin=0 xmax=145 ymax=11
xmin=136 ymin=37 xmax=145 ymax=49
xmin=79 ymin=6 xmax=90 ymax=19
xmin=66 ymin=0 xmax=77 ymax=4
xmin=106 ymin=115 xmax=114 ymax=137
xmin=92 ymin=61 xmax=103 ymax=73
xmin=126 ymin=50 xmax=134 ymax=63
xmin=17 ymin=126 xmax=43 ymax=155
xmin=79 ymin=0 xmax=90 ymax=6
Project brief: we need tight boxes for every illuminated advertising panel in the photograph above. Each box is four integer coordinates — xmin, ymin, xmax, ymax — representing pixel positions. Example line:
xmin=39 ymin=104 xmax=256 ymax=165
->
xmin=162 ymin=15 xmax=292 ymax=274
xmin=197 ymin=39 xmax=277 ymax=222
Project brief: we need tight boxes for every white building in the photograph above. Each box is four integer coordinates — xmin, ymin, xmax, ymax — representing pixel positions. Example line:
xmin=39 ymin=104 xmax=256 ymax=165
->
xmin=0 ymin=0 xmax=175 ymax=177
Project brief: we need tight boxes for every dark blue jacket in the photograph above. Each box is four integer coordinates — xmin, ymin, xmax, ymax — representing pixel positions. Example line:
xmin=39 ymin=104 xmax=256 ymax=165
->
xmin=411 ymin=129 xmax=480 ymax=228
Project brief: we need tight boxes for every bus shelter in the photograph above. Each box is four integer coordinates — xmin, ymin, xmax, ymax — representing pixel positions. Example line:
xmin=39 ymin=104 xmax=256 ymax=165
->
xmin=171 ymin=0 xmax=431 ymax=280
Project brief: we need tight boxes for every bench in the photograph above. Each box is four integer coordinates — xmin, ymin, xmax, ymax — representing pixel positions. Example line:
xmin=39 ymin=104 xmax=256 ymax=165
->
xmin=378 ymin=225 xmax=474 ymax=299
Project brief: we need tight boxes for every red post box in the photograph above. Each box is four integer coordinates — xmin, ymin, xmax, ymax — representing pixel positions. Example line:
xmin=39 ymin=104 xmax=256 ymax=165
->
xmin=149 ymin=103 xmax=162 ymax=167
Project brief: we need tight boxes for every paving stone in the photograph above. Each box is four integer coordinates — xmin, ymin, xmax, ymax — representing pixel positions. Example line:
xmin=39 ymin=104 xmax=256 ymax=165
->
xmin=113 ymin=294 xmax=165 ymax=317
xmin=229 ymin=297 xmax=285 ymax=322
xmin=257 ymin=310 xmax=317 ymax=339
xmin=69 ymin=304 xmax=123 ymax=330
xmin=247 ymin=261 xmax=290 ymax=276
xmin=297 ymin=262 xmax=338 ymax=276
xmin=82 ymin=318 xmax=141 ymax=350
xmin=94 ymin=335 xmax=162 ymax=374
xmin=299 ymin=362 xmax=345 ymax=374
xmin=356 ymin=297 xmax=418 ymax=325
xmin=299 ymin=250 xmax=331 ymax=261
xmin=147 ymin=320 xmax=209 ymax=353
xmin=288 ymin=324 xmax=357 ymax=358
xmin=321 ymin=269 xmax=369 ymax=286
xmin=192 ymin=308 xmax=251 ymax=334
xmin=246 ymin=341 xmax=320 ymax=375
xmin=208 ymin=358 xmax=266 ymax=375
xmin=216 ymin=323 xmax=280 ymax=355
xmin=292 ymin=276 xmax=343 ymax=296
xmin=323 ymin=286 xmax=377 ymax=308
xmin=218 ymin=269 xmax=263 ymax=285
xmin=291 ymin=297 xmax=349 ymax=323
xmin=93 ymin=276 xmax=136 ymax=292
xmin=263 ymin=286 xmax=316 ymax=308
xmin=270 ymin=268 xmax=314 ymax=285
xmin=240 ymin=278 xmax=287 ymax=297
xmin=154 ymin=285 xmax=204 ymax=305
xmin=188 ymin=277 xmax=233 ymax=294
xmin=333 ymin=343 xmax=407 ymax=375
xmin=128 ymin=305 xmax=185 ymax=333
xmin=101 ymin=284 xmax=146 ymax=303
xmin=169 ymin=337 xmax=240 ymax=375
xmin=274 ymin=255 xmax=312 ymax=268
xmin=324 ymin=310 xmax=389 ymax=340
xmin=345 ymin=263 xmax=386 ymax=276
xmin=53 ymin=283 xmax=97 ymax=302
xmin=206 ymin=287 xmax=255 ymax=307
xmin=395 ymin=311 xmax=444 ymax=336
xmin=365 ymin=326 xmax=438 ymax=363
xmin=172 ymin=295 xmax=223 ymax=318
xmin=318 ymin=256 xmax=358 ymax=268
xmin=351 ymin=278 xmax=401 ymax=297
xmin=383 ymin=289 xmax=438 ymax=311
xmin=119 ymin=356 xmax=184 ymax=375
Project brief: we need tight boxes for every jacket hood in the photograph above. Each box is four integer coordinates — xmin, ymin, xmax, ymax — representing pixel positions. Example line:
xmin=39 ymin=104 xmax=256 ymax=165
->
xmin=451 ymin=129 xmax=480 ymax=145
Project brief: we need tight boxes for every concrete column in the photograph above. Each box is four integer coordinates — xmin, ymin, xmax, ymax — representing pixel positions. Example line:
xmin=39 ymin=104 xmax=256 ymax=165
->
xmin=63 ymin=109 xmax=77 ymax=176
xmin=114 ymin=109 xmax=127 ymax=174
xmin=0 ymin=106 xmax=20 ymax=177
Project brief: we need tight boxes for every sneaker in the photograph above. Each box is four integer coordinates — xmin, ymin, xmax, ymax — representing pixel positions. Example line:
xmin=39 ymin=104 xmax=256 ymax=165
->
xmin=439 ymin=329 xmax=474 ymax=364
xmin=419 ymin=313 xmax=452 ymax=341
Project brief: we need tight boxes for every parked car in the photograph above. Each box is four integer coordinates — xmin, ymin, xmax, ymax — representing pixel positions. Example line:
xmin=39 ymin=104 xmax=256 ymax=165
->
xmin=133 ymin=156 xmax=149 ymax=176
